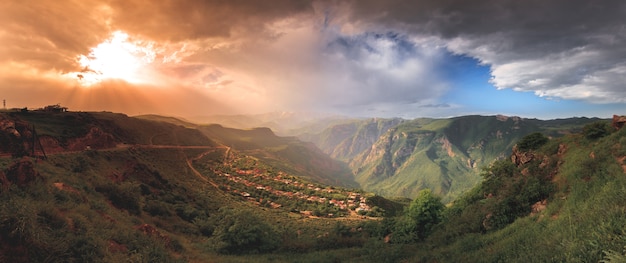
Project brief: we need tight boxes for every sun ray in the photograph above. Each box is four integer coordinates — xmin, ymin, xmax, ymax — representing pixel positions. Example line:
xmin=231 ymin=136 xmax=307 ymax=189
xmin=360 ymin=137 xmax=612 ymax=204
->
xmin=72 ymin=31 xmax=156 ymax=85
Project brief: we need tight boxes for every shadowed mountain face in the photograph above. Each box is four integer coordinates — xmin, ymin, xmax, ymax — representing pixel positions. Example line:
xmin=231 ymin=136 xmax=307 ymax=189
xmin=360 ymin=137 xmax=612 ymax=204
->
xmin=136 ymin=114 xmax=358 ymax=187
xmin=299 ymin=115 xmax=601 ymax=201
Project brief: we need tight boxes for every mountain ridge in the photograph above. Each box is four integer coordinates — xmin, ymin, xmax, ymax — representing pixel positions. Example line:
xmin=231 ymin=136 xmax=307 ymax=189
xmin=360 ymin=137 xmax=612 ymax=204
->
xmin=298 ymin=114 xmax=602 ymax=201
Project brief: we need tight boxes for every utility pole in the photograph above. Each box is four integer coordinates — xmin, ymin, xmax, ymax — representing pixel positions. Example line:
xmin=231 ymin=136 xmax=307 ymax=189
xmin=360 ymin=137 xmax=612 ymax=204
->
xmin=2 ymin=99 xmax=5 ymax=109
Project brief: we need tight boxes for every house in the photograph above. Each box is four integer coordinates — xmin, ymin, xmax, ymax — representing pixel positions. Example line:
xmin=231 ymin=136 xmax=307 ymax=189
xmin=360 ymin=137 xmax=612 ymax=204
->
xmin=41 ymin=104 xmax=68 ymax=112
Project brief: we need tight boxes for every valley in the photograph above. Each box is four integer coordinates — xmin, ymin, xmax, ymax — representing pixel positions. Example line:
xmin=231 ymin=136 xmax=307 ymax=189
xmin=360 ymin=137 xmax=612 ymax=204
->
xmin=1 ymin=109 xmax=625 ymax=262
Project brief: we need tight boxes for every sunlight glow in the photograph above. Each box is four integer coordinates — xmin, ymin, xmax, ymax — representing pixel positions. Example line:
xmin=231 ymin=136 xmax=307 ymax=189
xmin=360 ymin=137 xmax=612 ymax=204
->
xmin=74 ymin=31 xmax=156 ymax=85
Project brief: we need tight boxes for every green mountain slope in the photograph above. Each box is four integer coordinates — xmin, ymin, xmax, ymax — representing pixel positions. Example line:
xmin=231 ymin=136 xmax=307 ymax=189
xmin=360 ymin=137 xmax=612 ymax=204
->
xmin=302 ymin=115 xmax=600 ymax=202
xmin=0 ymin=110 xmax=402 ymax=262
xmin=135 ymin=114 xmax=358 ymax=187
xmin=410 ymin=119 xmax=626 ymax=262
xmin=198 ymin=124 xmax=357 ymax=187
xmin=298 ymin=118 xmax=405 ymax=161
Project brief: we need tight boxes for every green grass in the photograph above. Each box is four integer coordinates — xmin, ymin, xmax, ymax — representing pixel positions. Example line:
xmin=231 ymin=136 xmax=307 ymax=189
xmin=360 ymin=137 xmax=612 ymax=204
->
xmin=409 ymin=124 xmax=626 ymax=262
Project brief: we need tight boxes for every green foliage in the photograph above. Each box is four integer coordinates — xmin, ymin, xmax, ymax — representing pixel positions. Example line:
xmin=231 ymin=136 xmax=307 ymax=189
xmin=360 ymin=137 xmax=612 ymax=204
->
xmin=96 ymin=182 xmax=142 ymax=215
xmin=410 ymin=190 xmax=445 ymax=235
xmin=392 ymin=189 xmax=444 ymax=243
xmin=211 ymin=208 xmax=280 ymax=254
xmin=517 ymin=132 xmax=549 ymax=151
xmin=583 ymin=121 xmax=612 ymax=139
xmin=602 ymin=247 xmax=626 ymax=263
xmin=408 ymin=118 xmax=626 ymax=262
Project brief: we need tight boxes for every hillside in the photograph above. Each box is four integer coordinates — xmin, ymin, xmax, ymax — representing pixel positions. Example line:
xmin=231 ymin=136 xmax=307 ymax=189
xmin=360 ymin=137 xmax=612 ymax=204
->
xmin=1 ymin=110 xmax=625 ymax=262
xmin=0 ymin=110 xmax=405 ymax=262
xmin=301 ymin=115 xmax=601 ymax=202
xmin=407 ymin=117 xmax=626 ymax=262
xmin=134 ymin=115 xmax=357 ymax=188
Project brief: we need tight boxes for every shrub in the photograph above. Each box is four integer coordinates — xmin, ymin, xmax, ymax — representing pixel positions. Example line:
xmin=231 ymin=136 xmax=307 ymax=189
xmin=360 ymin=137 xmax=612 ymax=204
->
xmin=517 ymin=132 xmax=549 ymax=151
xmin=212 ymin=209 xmax=280 ymax=254
xmin=583 ymin=121 xmax=612 ymax=140
xmin=144 ymin=200 xmax=171 ymax=217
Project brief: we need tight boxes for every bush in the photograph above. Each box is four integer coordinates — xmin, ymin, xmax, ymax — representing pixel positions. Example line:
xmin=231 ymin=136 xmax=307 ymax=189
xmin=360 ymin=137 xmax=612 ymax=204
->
xmin=583 ymin=121 xmax=612 ymax=140
xmin=392 ymin=189 xmax=445 ymax=243
xmin=517 ymin=132 xmax=549 ymax=151
xmin=212 ymin=209 xmax=280 ymax=254
xmin=144 ymin=200 xmax=171 ymax=217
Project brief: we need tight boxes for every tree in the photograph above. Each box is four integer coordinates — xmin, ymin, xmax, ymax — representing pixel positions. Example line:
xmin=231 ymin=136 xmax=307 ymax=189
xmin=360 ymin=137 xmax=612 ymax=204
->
xmin=398 ymin=189 xmax=445 ymax=242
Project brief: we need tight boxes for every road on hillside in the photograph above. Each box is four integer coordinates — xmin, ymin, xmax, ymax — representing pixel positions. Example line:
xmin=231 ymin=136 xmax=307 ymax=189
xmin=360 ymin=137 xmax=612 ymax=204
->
xmin=0 ymin=144 xmax=229 ymax=189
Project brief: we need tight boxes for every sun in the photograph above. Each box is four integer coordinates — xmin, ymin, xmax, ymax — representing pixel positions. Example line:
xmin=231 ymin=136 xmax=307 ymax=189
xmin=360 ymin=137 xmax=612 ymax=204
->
xmin=74 ymin=31 xmax=155 ymax=85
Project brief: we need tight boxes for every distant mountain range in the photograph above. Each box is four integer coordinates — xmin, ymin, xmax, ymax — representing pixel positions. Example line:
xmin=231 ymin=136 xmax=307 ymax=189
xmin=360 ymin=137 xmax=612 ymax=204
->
xmin=296 ymin=115 xmax=602 ymax=201
xmin=163 ymin=112 xmax=603 ymax=201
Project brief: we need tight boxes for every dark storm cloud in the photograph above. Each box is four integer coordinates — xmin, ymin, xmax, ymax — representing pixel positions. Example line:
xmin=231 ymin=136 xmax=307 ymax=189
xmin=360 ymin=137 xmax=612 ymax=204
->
xmin=106 ymin=0 xmax=315 ymax=41
xmin=3 ymin=0 xmax=624 ymax=118
xmin=343 ymin=0 xmax=626 ymax=103
xmin=0 ymin=0 xmax=111 ymax=72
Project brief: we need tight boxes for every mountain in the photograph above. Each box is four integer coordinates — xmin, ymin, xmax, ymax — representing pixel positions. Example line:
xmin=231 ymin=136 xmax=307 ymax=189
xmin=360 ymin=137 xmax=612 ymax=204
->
xmin=2 ymin=109 xmax=624 ymax=262
xmin=300 ymin=115 xmax=601 ymax=201
xmin=135 ymin=114 xmax=358 ymax=187
xmin=0 ymin=110 xmax=402 ymax=262
xmin=408 ymin=117 xmax=626 ymax=262
xmin=187 ymin=112 xmax=351 ymax=136
xmin=297 ymin=118 xmax=405 ymax=161
xmin=197 ymin=124 xmax=357 ymax=187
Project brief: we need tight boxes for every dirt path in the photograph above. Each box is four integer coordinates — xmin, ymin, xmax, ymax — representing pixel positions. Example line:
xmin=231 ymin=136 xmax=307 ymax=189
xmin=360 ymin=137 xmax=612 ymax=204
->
xmin=186 ymin=156 xmax=219 ymax=188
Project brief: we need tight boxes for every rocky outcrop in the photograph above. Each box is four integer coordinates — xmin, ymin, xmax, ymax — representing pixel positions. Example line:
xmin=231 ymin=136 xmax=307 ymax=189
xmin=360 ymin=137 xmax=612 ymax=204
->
xmin=0 ymin=117 xmax=21 ymax=138
xmin=511 ymin=145 xmax=535 ymax=166
xmin=613 ymin=115 xmax=626 ymax=130
xmin=0 ymin=115 xmax=31 ymax=156
xmin=39 ymin=127 xmax=117 ymax=153
xmin=436 ymin=136 xmax=456 ymax=157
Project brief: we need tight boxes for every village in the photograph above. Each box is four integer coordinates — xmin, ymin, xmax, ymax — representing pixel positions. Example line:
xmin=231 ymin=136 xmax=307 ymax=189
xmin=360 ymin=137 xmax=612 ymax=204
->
xmin=206 ymin=155 xmax=376 ymax=219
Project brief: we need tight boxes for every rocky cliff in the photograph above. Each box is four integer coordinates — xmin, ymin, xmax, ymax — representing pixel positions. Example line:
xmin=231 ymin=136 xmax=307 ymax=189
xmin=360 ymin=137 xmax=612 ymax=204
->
xmin=302 ymin=115 xmax=601 ymax=201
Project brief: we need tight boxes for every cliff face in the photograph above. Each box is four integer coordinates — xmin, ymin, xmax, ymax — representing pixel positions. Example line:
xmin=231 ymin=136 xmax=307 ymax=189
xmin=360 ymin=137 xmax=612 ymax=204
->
xmin=345 ymin=116 xmax=540 ymax=201
xmin=0 ymin=113 xmax=120 ymax=157
xmin=301 ymin=118 xmax=405 ymax=161
xmin=304 ymin=115 xmax=601 ymax=201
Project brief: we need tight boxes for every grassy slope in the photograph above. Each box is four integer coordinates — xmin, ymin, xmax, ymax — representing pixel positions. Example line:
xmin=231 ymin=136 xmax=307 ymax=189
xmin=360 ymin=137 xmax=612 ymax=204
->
xmin=135 ymin=116 xmax=359 ymax=188
xmin=197 ymin=124 xmax=358 ymax=188
xmin=413 ymin=122 xmax=626 ymax=262
xmin=332 ymin=116 xmax=600 ymax=202
xmin=0 ymin=112 xmax=397 ymax=262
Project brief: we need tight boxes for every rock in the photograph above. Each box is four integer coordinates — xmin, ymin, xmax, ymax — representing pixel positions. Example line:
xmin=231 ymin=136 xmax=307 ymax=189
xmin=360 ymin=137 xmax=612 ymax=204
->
xmin=557 ymin=144 xmax=567 ymax=157
xmin=612 ymin=115 xmax=626 ymax=130
xmin=511 ymin=145 xmax=534 ymax=166
xmin=0 ymin=117 xmax=21 ymax=138
xmin=530 ymin=199 xmax=547 ymax=216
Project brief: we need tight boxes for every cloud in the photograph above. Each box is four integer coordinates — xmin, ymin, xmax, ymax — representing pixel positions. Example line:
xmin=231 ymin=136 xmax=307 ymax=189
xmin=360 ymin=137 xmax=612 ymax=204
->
xmin=342 ymin=0 xmax=626 ymax=104
xmin=106 ymin=0 xmax=314 ymax=41
xmin=3 ymin=0 xmax=625 ymax=119
xmin=0 ymin=0 xmax=111 ymax=72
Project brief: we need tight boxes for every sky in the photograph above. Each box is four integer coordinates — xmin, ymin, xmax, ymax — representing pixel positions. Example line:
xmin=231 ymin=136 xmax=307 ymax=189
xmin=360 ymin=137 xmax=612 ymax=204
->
xmin=1 ymin=0 xmax=625 ymax=120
